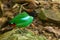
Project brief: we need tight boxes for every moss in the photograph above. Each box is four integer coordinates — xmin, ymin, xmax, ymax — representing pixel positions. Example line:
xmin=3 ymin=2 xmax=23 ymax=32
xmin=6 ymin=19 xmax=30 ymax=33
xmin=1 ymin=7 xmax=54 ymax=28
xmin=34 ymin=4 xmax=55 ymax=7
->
xmin=0 ymin=29 xmax=47 ymax=40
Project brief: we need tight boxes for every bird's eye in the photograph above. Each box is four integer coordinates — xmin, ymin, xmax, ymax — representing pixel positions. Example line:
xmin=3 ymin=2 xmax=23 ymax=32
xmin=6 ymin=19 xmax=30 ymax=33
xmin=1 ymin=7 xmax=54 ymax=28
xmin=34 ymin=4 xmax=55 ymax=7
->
xmin=9 ymin=23 xmax=16 ymax=27
xmin=11 ymin=23 xmax=15 ymax=24
xmin=9 ymin=22 xmax=15 ymax=25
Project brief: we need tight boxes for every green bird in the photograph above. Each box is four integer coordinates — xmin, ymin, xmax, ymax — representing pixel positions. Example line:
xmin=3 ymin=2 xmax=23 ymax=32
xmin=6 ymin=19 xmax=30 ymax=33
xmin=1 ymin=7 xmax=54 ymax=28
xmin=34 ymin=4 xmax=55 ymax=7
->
xmin=9 ymin=11 xmax=33 ymax=28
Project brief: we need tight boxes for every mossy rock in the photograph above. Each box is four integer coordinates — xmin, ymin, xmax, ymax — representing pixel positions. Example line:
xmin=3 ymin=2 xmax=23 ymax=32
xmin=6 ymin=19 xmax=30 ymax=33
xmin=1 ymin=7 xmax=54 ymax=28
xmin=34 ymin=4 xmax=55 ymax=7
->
xmin=0 ymin=29 xmax=47 ymax=40
xmin=37 ymin=9 xmax=60 ymax=22
xmin=38 ymin=9 xmax=47 ymax=20
xmin=43 ymin=9 xmax=60 ymax=21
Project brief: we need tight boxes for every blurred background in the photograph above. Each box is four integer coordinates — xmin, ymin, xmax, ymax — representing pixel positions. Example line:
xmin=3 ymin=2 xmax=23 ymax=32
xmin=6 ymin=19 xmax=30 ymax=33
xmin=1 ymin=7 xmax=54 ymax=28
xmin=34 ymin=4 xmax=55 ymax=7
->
xmin=0 ymin=0 xmax=60 ymax=40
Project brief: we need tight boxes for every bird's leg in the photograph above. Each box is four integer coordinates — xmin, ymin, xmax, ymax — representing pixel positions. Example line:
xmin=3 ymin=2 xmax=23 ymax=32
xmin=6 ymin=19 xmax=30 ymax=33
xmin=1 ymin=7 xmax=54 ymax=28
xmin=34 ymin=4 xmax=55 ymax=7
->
xmin=31 ymin=24 xmax=36 ymax=29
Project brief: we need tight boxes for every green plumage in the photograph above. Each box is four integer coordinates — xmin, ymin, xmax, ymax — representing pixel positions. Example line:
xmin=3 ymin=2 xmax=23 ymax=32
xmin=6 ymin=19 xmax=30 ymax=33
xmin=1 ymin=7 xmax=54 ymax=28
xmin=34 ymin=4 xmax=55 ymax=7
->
xmin=10 ymin=11 xmax=33 ymax=28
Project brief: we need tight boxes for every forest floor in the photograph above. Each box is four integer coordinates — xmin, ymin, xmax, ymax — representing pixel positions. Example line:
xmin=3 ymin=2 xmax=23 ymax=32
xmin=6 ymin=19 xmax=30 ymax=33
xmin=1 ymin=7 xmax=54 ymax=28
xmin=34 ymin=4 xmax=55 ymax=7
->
xmin=0 ymin=0 xmax=60 ymax=40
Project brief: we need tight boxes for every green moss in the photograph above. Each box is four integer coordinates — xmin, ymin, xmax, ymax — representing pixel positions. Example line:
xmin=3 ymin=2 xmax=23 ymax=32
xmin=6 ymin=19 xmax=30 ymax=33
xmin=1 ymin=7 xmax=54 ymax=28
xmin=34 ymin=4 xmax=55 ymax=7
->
xmin=0 ymin=29 xmax=47 ymax=40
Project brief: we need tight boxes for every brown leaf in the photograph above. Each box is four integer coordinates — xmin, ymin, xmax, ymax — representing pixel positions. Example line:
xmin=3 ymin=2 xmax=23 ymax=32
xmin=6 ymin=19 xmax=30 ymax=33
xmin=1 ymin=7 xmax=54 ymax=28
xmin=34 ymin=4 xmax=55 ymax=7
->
xmin=44 ymin=26 xmax=60 ymax=37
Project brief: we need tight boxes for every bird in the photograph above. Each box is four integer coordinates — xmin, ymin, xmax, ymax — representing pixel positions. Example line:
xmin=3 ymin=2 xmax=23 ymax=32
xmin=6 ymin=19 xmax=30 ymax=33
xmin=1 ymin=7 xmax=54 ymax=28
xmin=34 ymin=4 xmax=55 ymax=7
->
xmin=0 ymin=11 xmax=34 ymax=34
xmin=9 ymin=11 xmax=33 ymax=28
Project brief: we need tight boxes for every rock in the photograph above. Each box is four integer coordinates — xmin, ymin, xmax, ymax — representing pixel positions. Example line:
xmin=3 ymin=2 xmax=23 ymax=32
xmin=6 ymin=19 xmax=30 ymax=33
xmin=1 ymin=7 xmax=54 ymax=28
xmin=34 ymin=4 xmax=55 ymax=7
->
xmin=37 ymin=8 xmax=60 ymax=22
xmin=0 ymin=29 xmax=47 ymax=40
xmin=43 ymin=9 xmax=60 ymax=21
